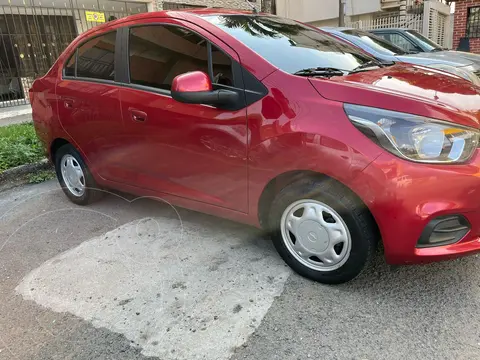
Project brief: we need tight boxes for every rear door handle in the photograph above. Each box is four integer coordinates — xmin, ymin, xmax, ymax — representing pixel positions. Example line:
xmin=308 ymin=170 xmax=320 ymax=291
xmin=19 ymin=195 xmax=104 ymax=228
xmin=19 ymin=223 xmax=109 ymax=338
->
xmin=129 ymin=108 xmax=147 ymax=122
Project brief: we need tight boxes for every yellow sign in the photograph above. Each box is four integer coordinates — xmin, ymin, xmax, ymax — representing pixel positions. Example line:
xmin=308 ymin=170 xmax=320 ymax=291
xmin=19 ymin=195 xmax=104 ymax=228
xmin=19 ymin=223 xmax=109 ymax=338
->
xmin=85 ymin=11 xmax=105 ymax=23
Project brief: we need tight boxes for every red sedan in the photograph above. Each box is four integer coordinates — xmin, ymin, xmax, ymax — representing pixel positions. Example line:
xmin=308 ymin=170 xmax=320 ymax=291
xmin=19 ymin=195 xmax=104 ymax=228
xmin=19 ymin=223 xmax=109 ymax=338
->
xmin=30 ymin=9 xmax=480 ymax=284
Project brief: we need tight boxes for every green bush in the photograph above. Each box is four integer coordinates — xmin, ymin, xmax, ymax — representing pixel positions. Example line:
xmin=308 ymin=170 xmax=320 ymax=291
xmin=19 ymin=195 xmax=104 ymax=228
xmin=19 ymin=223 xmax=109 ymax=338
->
xmin=0 ymin=122 xmax=45 ymax=172
xmin=27 ymin=169 xmax=56 ymax=184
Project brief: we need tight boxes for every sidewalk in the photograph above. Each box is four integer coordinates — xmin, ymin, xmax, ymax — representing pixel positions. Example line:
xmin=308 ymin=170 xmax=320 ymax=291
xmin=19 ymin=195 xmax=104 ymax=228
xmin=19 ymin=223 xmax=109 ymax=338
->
xmin=0 ymin=104 xmax=32 ymax=127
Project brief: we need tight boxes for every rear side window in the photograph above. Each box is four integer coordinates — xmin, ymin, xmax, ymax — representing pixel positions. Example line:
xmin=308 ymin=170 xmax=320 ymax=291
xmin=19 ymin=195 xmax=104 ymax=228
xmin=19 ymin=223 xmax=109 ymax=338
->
xmin=76 ymin=31 xmax=116 ymax=81
xmin=129 ymin=25 xmax=208 ymax=90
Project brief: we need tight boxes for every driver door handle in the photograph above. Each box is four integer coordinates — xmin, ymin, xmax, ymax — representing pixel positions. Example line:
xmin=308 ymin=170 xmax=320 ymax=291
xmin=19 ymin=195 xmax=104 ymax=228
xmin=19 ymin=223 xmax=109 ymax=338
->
xmin=129 ymin=108 xmax=147 ymax=122
xmin=63 ymin=98 xmax=74 ymax=109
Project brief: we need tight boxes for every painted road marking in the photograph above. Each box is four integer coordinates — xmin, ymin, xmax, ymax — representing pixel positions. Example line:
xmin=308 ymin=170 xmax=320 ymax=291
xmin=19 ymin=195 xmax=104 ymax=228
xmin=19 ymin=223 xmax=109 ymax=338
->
xmin=16 ymin=217 xmax=291 ymax=359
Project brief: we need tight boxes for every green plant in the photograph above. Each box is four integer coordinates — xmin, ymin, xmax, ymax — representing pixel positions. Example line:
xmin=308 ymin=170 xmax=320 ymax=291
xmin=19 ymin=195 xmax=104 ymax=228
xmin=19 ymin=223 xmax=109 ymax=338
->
xmin=0 ymin=122 xmax=45 ymax=171
xmin=27 ymin=169 xmax=56 ymax=184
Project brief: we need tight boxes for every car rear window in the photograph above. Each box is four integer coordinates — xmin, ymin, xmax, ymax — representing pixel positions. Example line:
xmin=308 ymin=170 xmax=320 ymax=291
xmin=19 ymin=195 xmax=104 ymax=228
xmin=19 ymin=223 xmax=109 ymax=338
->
xmin=341 ymin=29 xmax=406 ymax=56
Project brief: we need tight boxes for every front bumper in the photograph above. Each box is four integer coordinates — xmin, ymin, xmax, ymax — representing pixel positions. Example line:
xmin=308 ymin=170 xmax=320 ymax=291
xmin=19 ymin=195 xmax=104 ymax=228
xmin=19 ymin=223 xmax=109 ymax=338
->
xmin=352 ymin=149 xmax=480 ymax=264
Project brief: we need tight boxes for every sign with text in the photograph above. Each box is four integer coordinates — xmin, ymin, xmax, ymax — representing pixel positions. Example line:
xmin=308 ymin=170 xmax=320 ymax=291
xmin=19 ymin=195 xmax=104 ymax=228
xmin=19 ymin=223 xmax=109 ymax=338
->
xmin=85 ymin=11 xmax=105 ymax=23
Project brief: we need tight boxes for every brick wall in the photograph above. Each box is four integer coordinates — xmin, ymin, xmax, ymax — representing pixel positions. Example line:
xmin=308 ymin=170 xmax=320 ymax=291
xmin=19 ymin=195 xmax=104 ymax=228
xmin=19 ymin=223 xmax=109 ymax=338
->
xmin=453 ymin=0 xmax=480 ymax=53
xmin=157 ymin=0 xmax=262 ymax=12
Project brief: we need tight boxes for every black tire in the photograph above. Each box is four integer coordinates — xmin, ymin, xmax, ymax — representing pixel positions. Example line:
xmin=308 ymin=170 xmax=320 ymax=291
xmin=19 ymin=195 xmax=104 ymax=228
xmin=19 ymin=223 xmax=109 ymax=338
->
xmin=268 ymin=178 xmax=377 ymax=284
xmin=54 ymin=144 xmax=104 ymax=205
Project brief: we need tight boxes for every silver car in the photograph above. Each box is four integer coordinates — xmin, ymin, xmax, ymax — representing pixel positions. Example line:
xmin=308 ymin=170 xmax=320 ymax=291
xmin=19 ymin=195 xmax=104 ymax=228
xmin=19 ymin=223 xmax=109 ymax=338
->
xmin=370 ymin=28 xmax=480 ymax=67
xmin=321 ymin=27 xmax=480 ymax=85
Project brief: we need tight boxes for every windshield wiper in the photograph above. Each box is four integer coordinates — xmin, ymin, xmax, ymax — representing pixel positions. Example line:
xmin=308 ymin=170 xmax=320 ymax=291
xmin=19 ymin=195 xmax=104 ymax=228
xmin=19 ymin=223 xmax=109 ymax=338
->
xmin=350 ymin=60 xmax=382 ymax=73
xmin=293 ymin=67 xmax=346 ymax=78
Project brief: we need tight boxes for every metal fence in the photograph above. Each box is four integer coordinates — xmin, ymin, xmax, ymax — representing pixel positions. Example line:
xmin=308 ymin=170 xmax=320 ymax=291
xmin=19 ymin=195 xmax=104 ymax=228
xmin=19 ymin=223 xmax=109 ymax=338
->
xmin=0 ymin=0 xmax=147 ymax=108
xmin=162 ymin=2 xmax=206 ymax=10
xmin=346 ymin=14 xmax=423 ymax=33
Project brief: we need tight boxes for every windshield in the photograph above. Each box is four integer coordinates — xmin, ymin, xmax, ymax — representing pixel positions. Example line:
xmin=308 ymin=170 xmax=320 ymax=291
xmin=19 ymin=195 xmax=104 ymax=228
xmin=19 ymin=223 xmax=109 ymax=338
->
xmin=405 ymin=30 xmax=443 ymax=51
xmin=203 ymin=15 xmax=378 ymax=74
xmin=340 ymin=29 xmax=407 ymax=56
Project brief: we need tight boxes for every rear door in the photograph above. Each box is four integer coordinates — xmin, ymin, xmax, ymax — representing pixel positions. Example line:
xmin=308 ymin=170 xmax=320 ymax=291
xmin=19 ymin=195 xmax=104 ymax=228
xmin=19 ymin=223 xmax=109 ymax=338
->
xmin=56 ymin=30 xmax=124 ymax=179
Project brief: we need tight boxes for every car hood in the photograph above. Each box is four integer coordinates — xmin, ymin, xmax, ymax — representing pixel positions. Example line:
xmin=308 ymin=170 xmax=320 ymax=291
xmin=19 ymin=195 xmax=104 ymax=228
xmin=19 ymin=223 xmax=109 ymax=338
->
xmin=396 ymin=51 xmax=474 ymax=67
xmin=308 ymin=65 xmax=480 ymax=129
xmin=440 ymin=50 xmax=480 ymax=66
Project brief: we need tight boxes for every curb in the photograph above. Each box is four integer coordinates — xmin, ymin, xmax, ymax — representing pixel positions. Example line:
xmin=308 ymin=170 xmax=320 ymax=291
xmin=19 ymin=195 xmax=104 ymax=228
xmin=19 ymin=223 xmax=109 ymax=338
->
xmin=0 ymin=159 xmax=53 ymax=191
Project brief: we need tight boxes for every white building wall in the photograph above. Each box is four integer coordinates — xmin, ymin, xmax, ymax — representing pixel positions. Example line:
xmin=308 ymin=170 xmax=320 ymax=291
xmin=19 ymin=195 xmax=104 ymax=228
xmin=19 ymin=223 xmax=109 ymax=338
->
xmin=276 ymin=0 xmax=381 ymax=24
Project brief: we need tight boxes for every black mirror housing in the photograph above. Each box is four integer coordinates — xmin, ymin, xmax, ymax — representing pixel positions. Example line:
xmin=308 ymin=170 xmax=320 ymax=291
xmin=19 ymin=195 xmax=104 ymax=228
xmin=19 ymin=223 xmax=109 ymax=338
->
xmin=172 ymin=89 xmax=239 ymax=107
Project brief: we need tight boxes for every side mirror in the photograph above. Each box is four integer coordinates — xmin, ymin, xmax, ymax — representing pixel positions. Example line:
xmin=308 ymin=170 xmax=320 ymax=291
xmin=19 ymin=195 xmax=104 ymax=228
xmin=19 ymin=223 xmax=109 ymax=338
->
xmin=171 ymin=71 xmax=239 ymax=107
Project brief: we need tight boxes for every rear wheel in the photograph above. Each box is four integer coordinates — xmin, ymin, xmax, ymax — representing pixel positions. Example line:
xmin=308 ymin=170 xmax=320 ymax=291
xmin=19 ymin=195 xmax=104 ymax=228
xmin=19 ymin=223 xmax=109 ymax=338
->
xmin=268 ymin=178 xmax=377 ymax=284
xmin=54 ymin=144 xmax=103 ymax=205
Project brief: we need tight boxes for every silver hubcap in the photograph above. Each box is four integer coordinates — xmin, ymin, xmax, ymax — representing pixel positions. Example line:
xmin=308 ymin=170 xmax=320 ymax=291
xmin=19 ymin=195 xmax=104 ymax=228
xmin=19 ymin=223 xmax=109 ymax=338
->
xmin=60 ymin=154 xmax=85 ymax=197
xmin=280 ymin=200 xmax=351 ymax=272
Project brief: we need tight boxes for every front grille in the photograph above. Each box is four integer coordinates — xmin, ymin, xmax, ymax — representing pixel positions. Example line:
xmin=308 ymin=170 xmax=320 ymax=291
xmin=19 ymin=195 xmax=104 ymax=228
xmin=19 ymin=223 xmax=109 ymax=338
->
xmin=474 ymin=70 xmax=480 ymax=79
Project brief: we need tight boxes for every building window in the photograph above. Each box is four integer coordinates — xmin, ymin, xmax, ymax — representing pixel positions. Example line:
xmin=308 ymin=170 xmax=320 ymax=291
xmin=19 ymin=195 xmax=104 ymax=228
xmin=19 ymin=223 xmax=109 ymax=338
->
xmin=467 ymin=6 xmax=480 ymax=38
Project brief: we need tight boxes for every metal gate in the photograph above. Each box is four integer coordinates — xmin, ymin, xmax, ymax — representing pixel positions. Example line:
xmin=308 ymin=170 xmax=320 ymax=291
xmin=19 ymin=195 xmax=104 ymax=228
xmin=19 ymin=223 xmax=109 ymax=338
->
xmin=0 ymin=0 xmax=148 ymax=108
xmin=161 ymin=2 xmax=206 ymax=10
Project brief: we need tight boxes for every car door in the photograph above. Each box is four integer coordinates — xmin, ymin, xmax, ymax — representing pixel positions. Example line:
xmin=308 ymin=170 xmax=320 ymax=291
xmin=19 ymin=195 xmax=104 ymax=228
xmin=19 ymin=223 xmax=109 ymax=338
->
xmin=115 ymin=22 xmax=251 ymax=213
xmin=56 ymin=30 xmax=124 ymax=179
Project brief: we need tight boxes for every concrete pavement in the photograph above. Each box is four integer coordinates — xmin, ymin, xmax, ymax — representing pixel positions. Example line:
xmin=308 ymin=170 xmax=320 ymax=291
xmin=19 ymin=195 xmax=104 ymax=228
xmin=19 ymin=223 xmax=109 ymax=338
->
xmin=0 ymin=104 xmax=32 ymax=126
xmin=1 ymin=180 xmax=480 ymax=360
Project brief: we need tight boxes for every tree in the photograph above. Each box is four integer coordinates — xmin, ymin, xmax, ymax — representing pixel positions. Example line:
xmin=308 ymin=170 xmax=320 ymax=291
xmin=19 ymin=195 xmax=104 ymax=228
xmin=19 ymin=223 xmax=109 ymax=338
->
xmin=261 ymin=0 xmax=276 ymax=14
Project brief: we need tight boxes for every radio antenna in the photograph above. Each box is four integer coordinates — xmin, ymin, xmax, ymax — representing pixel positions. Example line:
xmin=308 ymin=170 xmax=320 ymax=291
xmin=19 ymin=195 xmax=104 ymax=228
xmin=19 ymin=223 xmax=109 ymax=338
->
xmin=245 ymin=0 xmax=258 ymax=13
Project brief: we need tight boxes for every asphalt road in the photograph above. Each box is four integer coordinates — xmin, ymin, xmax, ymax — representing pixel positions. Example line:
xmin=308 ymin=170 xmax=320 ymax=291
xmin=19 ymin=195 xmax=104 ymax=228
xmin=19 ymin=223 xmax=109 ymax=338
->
xmin=1 ymin=180 xmax=480 ymax=360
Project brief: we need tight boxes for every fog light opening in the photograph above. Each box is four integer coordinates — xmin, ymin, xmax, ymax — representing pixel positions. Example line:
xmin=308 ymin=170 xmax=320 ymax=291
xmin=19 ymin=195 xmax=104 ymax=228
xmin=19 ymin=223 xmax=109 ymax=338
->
xmin=417 ymin=215 xmax=470 ymax=248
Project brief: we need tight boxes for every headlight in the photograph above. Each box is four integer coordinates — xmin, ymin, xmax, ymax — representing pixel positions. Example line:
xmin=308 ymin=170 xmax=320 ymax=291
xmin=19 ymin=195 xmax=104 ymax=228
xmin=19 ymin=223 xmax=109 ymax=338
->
xmin=344 ymin=104 xmax=479 ymax=163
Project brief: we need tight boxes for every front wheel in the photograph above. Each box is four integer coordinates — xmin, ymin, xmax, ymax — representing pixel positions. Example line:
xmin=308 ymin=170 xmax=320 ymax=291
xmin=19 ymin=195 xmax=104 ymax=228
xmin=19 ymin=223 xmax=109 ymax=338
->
xmin=268 ymin=178 xmax=377 ymax=284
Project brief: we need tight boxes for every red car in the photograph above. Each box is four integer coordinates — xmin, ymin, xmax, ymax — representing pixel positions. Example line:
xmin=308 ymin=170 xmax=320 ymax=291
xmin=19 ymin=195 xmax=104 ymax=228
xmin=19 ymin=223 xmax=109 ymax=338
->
xmin=30 ymin=9 xmax=480 ymax=284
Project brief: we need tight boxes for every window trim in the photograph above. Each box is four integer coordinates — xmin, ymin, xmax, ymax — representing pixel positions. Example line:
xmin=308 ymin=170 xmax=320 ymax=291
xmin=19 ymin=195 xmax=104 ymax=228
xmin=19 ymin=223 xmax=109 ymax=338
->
xmin=62 ymin=49 xmax=78 ymax=78
xmin=59 ymin=22 xmax=267 ymax=109
xmin=467 ymin=6 xmax=480 ymax=39
xmin=62 ymin=29 xmax=119 ymax=83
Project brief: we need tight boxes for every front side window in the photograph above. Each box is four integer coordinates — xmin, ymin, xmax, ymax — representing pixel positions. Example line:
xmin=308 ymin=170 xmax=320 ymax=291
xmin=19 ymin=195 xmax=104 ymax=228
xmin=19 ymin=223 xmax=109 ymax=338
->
xmin=76 ymin=31 xmax=116 ymax=81
xmin=204 ymin=15 xmax=377 ymax=74
xmin=129 ymin=25 xmax=210 ymax=90
xmin=467 ymin=7 xmax=480 ymax=38
xmin=384 ymin=33 xmax=418 ymax=52
xmin=211 ymin=45 xmax=234 ymax=87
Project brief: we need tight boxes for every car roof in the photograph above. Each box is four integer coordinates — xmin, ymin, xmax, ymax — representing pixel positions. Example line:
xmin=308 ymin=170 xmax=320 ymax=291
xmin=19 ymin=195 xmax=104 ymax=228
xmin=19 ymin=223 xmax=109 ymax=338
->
xmin=321 ymin=27 xmax=372 ymax=35
xmin=321 ymin=27 xmax=352 ymax=32
xmin=370 ymin=28 xmax=409 ymax=32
